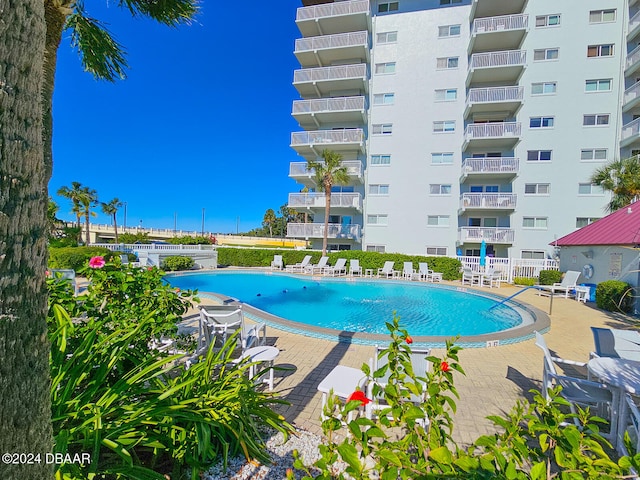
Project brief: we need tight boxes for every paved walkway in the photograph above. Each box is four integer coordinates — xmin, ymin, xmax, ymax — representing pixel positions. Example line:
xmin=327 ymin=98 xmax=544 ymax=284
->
xmin=190 ymin=282 xmax=637 ymax=446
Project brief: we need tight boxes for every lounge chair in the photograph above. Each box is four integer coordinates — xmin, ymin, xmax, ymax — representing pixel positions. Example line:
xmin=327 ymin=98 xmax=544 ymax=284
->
xmin=402 ymin=261 xmax=415 ymax=280
xmin=538 ymin=270 xmax=581 ymax=298
xmin=417 ymin=262 xmax=442 ymax=282
xmin=590 ymin=327 xmax=640 ymax=362
xmin=198 ymin=305 xmax=266 ymax=355
xmin=349 ymin=259 xmax=362 ymax=277
xmin=285 ymin=255 xmax=312 ymax=273
xmin=325 ymin=258 xmax=347 ymax=276
xmin=270 ymin=255 xmax=284 ymax=270
xmin=377 ymin=261 xmax=398 ymax=278
xmin=305 ymin=256 xmax=329 ymax=274
xmin=460 ymin=266 xmax=480 ymax=286
xmin=481 ymin=267 xmax=501 ymax=288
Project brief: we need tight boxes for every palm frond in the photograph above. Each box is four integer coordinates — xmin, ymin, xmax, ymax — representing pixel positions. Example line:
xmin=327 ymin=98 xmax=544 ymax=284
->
xmin=117 ymin=0 xmax=199 ymax=26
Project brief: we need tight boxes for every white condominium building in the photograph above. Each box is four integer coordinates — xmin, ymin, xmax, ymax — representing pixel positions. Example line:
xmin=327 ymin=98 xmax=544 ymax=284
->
xmin=287 ymin=0 xmax=632 ymax=259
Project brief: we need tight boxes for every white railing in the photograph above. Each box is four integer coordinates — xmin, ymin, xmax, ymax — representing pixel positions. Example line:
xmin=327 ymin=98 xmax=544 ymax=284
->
xmin=296 ymin=0 xmax=369 ymax=21
xmin=293 ymin=96 xmax=366 ymax=115
xmin=625 ymin=80 xmax=640 ymax=106
xmin=289 ymin=160 xmax=363 ymax=178
xmin=460 ymin=193 xmax=517 ymax=209
xmin=295 ymin=31 xmax=369 ymax=53
xmin=288 ymin=192 xmax=362 ymax=210
xmin=287 ymin=223 xmax=361 ymax=241
xmin=291 ymin=128 xmax=364 ymax=146
xmin=627 ymin=45 xmax=640 ymax=71
xmin=465 ymin=122 xmax=521 ymax=139
xmin=466 ymin=86 xmax=523 ymax=104
xmin=87 ymin=223 xmax=210 ymax=237
xmin=92 ymin=243 xmax=217 ymax=252
xmin=472 ymin=13 xmax=528 ymax=34
xmin=622 ymin=117 xmax=640 ymax=142
xmin=459 ymin=256 xmax=559 ymax=283
xmin=294 ymin=63 xmax=368 ymax=84
xmin=458 ymin=227 xmax=515 ymax=244
xmin=461 ymin=157 xmax=519 ymax=174
xmin=630 ymin=10 xmax=640 ymax=34
xmin=469 ymin=50 xmax=526 ymax=69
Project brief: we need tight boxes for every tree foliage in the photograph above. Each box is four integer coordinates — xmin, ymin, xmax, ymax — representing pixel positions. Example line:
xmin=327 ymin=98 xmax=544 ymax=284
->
xmin=590 ymin=157 xmax=640 ymax=212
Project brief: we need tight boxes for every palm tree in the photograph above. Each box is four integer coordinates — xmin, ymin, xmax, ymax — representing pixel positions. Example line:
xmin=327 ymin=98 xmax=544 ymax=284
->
xmin=0 ymin=1 xmax=53 ymax=473
xmin=263 ymin=209 xmax=277 ymax=237
xmin=57 ymin=181 xmax=85 ymax=230
xmin=41 ymin=1 xmax=198 ymax=181
xmin=590 ymin=157 xmax=640 ymax=212
xmin=101 ymin=198 xmax=123 ymax=243
xmin=78 ymin=186 xmax=98 ymax=245
xmin=306 ymin=149 xmax=350 ymax=256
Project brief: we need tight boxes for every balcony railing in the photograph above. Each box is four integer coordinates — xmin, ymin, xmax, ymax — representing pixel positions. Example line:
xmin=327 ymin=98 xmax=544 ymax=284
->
xmin=466 ymin=86 xmax=523 ymax=104
xmin=472 ymin=14 xmax=528 ymax=35
xmin=287 ymin=223 xmax=362 ymax=241
xmin=461 ymin=157 xmax=519 ymax=174
xmin=291 ymin=129 xmax=364 ymax=146
xmin=288 ymin=192 xmax=363 ymax=210
xmin=460 ymin=193 xmax=517 ymax=209
xmin=624 ymin=81 xmax=640 ymax=107
xmin=292 ymin=96 xmax=366 ymax=115
xmin=296 ymin=0 xmax=369 ymax=21
xmin=458 ymin=227 xmax=515 ymax=244
xmin=295 ymin=31 xmax=368 ymax=53
xmin=289 ymin=160 xmax=363 ymax=179
xmin=469 ymin=50 xmax=526 ymax=70
xmin=293 ymin=63 xmax=368 ymax=84
xmin=465 ymin=122 xmax=521 ymax=139
xmin=630 ymin=10 xmax=640 ymax=34
xmin=627 ymin=45 xmax=640 ymax=71
xmin=622 ymin=117 xmax=640 ymax=143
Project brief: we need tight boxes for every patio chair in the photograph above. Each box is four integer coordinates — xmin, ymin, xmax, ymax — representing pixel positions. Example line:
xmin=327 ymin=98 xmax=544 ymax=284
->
xmin=198 ymin=305 xmax=266 ymax=355
xmin=325 ymin=258 xmax=347 ymax=276
xmin=619 ymin=394 xmax=640 ymax=458
xmin=285 ymin=255 xmax=312 ymax=273
xmin=534 ymin=331 xmax=614 ymax=431
xmin=50 ymin=268 xmax=79 ymax=296
xmin=349 ymin=259 xmax=362 ymax=277
xmin=377 ymin=261 xmax=398 ymax=278
xmin=538 ymin=270 xmax=581 ymax=298
xmin=481 ymin=267 xmax=502 ymax=288
xmin=417 ymin=262 xmax=443 ymax=282
xmin=402 ymin=261 xmax=415 ymax=280
xmin=270 ymin=255 xmax=284 ymax=270
xmin=590 ymin=327 xmax=640 ymax=362
xmin=305 ymin=256 xmax=329 ymax=274
xmin=461 ymin=266 xmax=479 ymax=286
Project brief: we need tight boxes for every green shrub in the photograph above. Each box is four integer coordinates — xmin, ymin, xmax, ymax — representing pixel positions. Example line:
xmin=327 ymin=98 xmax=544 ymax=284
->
xmin=539 ymin=269 xmax=562 ymax=285
xmin=49 ymin=225 xmax=81 ymax=247
xmin=513 ymin=276 xmax=537 ymax=286
xmin=118 ymin=232 xmax=152 ymax=244
xmin=168 ymin=235 xmax=213 ymax=245
xmin=49 ymin=246 xmax=113 ymax=270
xmin=162 ymin=255 xmax=195 ymax=271
xmin=596 ymin=280 xmax=635 ymax=313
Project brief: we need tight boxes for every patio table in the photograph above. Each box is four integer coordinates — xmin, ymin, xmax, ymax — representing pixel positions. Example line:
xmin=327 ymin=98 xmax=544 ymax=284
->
xmin=241 ymin=346 xmax=280 ymax=391
xmin=317 ymin=365 xmax=367 ymax=418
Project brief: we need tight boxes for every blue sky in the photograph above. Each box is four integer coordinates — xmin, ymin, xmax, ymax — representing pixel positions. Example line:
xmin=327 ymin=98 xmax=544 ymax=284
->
xmin=51 ymin=1 xmax=302 ymax=234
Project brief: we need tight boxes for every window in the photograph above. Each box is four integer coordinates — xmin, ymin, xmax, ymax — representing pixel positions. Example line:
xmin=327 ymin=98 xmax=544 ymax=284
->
xmin=587 ymin=44 xmax=614 ymax=57
xmin=436 ymin=56 xmax=459 ymax=69
xmin=367 ymin=214 xmax=388 ymax=225
xmin=531 ymin=82 xmax=557 ymax=95
xmin=440 ymin=0 xmax=462 ymax=4
xmin=378 ymin=2 xmax=398 ymax=13
xmin=371 ymin=154 xmax=391 ymax=165
xmin=433 ymin=120 xmax=455 ymax=132
xmin=434 ymin=88 xmax=457 ymax=101
xmin=578 ymin=183 xmax=604 ymax=195
xmin=372 ymin=123 xmax=393 ymax=135
xmin=522 ymin=217 xmax=548 ymax=229
xmin=521 ymin=250 xmax=546 ymax=259
xmin=524 ymin=183 xmax=550 ymax=195
xmin=366 ymin=245 xmax=386 ymax=253
xmin=589 ymin=9 xmax=616 ymax=23
xmin=438 ymin=24 xmax=461 ymax=37
xmin=369 ymin=184 xmax=390 ymax=195
xmin=527 ymin=150 xmax=552 ymax=162
xmin=533 ymin=48 xmax=559 ymax=61
xmin=583 ymin=114 xmax=609 ymax=126
xmin=431 ymin=152 xmax=454 ymax=164
xmin=373 ymin=93 xmax=395 ymax=105
xmin=576 ymin=217 xmax=601 ymax=228
xmin=530 ymin=116 xmax=554 ymax=128
xmin=585 ymin=79 xmax=612 ymax=92
xmin=374 ymin=62 xmax=396 ymax=74
xmin=427 ymin=215 xmax=449 ymax=226
xmin=426 ymin=246 xmax=448 ymax=256
xmin=429 ymin=184 xmax=452 ymax=195
xmin=536 ymin=14 xmax=560 ymax=27
xmin=376 ymin=31 xmax=398 ymax=44
xmin=580 ymin=149 xmax=607 ymax=161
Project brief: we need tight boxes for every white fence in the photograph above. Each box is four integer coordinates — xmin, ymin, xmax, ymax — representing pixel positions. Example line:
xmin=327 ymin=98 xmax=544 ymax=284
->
xmin=459 ymin=255 xmax=558 ymax=283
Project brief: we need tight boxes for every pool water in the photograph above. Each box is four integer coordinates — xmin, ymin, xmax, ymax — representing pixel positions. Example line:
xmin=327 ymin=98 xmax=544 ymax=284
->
xmin=167 ymin=271 xmax=522 ymax=337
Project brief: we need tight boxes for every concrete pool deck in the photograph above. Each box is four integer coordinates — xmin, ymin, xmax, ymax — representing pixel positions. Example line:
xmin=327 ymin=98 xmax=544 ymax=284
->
xmin=189 ymin=281 xmax=638 ymax=446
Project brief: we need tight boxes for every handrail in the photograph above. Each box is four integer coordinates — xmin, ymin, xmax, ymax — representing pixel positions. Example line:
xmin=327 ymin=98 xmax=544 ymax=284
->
xmin=488 ymin=285 xmax=553 ymax=314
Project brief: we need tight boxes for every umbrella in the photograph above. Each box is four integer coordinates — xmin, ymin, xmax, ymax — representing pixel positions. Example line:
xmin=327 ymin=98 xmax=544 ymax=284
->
xmin=456 ymin=248 xmax=462 ymax=258
xmin=479 ymin=240 xmax=487 ymax=268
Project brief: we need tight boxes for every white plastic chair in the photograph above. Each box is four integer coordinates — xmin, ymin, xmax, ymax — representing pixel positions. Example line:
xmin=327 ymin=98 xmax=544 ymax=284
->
xmin=377 ymin=261 xmax=397 ymax=278
xmin=285 ymin=255 xmax=312 ymax=273
xmin=349 ymin=259 xmax=362 ymax=277
xmin=402 ymin=262 xmax=415 ymax=280
xmin=461 ymin=267 xmax=479 ymax=286
xmin=270 ymin=255 xmax=283 ymax=270
xmin=539 ymin=270 xmax=581 ymax=298
xmin=481 ymin=267 xmax=502 ymax=288
xmin=198 ymin=305 xmax=266 ymax=355
xmin=305 ymin=256 xmax=329 ymax=274
xmin=418 ymin=262 xmax=443 ymax=282
xmin=325 ymin=258 xmax=347 ymax=276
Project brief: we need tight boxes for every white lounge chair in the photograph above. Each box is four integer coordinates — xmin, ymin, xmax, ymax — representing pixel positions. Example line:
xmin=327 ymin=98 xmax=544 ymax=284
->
xmin=417 ymin=262 xmax=443 ymax=282
xmin=401 ymin=261 xmax=415 ymax=280
xmin=377 ymin=261 xmax=398 ymax=278
xmin=285 ymin=255 xmax=312 ymax=273
xmin=481 ymin=267 xmax=501 ymax=288
xmin=460 ymin=266 xmax=480 ymax=286
xmin=538 ymin=270 xmax=581 ymax=298
xmin=325 ymin=258 xmax=347 ymax=276
xmin=198 ymin=305 xmax=266 ymax=355
xmin=305 ymin=256 xmax=329 ymax=274
xmin=270 ymin=255 xmax=283 ymax=270
xmin=349 ymin=259 xmax=362 ymax=277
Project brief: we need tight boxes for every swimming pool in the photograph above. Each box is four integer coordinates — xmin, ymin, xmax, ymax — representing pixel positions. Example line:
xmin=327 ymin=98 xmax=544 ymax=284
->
xmin=167 ymin=271 xmax=545 ymax=346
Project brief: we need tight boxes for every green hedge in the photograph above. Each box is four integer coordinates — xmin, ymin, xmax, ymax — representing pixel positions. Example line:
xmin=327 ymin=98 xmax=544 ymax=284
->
xmin=596 ymin=280 xmax=635 ymax=313
xmin=162 ymin=256 xmax=195 ymax=271
xmin=513 ymin=277 xmax=536 ymax=286
xmin=49 ymin=246 xmax=115 ymax=270
xmin=539 ymin=270 xmax=562 ymax=285
xmin=216 ymin=248 xmax=462 ymax=281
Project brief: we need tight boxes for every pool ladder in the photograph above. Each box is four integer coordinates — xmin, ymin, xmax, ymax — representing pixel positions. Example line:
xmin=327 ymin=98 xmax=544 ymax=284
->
xmin=488 ymin=285 xmax=553 ymax=314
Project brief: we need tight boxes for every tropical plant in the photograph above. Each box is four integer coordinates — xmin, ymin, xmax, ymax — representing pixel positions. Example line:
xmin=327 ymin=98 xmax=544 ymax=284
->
xmin=162 ymin=255 xmax=195 ymax=271
xmin=306 ymin=149 xmax=350 ymax=255
xmin=78 ymin=185 xmax=98 ymax=246
xmin=47 ymin=197 xmax=63 ymax=237
xmin=118 ymin=232 xmax=152 ymax=244
xmin=57 ymin=181 xmax=86 ymax=231
xmin=263 ymin=208 xmax=277 ymax=237
xmin=101 ymin=197 xmax=123 ymax=243
xmin=0 ymin=2 xmax=53 ymax=477
xmin=590 ymin=157 xmax=640 ymax=212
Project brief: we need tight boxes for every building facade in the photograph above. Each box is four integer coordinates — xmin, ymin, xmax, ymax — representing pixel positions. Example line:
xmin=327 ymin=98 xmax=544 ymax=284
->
xmin=287 ymin=0 xmax=631 ymax=258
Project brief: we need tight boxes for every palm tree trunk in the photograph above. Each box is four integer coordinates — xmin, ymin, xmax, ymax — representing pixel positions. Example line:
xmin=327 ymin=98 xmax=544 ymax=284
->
xmin=85 ymin=212 xmax=91 ymax=245
xmin=323 ymin=190 xmax=330 ymax=256
xmin=0 ymin=1 xmax=53 ymax=476
xmin=113 ymin=213 xmax=119 ymax=243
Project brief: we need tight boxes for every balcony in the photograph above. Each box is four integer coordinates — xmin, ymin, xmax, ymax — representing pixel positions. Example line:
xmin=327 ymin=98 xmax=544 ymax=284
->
xmin=463 ymin=122 xmax=521 ymax=150
xmin=459 ymin=193 xmax=517 ymax=211
xmin=288 ymin=192 xmax=362 ymax=211
xmin=467 ymin=50 xmax=526 ymax=86
xmin=460 ymin=157 xmax=519 ymax=182
xmin=624 ymin=81 xmax=640 ymax=113
xmin=464 ymin=86 xmax=523 ymax=118
xmin=289 ymin=160 xmax=364 ymax=184
xmin=469 ymin=14 xmax=528 ymax=53
xmin=293 ymin=63 xmax=368 ymax=98
xmin=287 ymin=222 xmax=362 ymax=242
xmin=458 ymin=227 xmax=515 ymax=245
xmin=626 ymin=45 xmax=640 ymax=77
xmin=296 ymin=0 xmax=370 ymax=37
xmin=291 ymin=129 xmax=365 ymax=159
xmin=470 ymin=0 xmax=527 ymax=19
xmin=629 ymin=10 xmax=640 ymax=41
xmin=292 ymin=96 xmax=366 ymax=128
xmin=294 ymin=31 xmax=369 ymax=68
xmin=621 ymin=117 xmax=640 ymax=148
